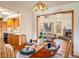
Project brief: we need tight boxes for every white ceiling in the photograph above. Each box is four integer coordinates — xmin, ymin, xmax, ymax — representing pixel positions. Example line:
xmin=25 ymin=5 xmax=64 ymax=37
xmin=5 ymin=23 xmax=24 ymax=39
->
xmin=0 ymin=1 xmax=78 ymax=11
xmin=14 ymin=1 xmax=78 ymax=10
xmin=0 ymin=6 xmax=19 ymax=21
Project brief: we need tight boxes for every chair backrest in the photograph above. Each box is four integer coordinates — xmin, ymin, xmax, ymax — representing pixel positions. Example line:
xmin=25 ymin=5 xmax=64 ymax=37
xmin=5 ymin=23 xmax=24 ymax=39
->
xmin=64 ymin=40 xmax=72 ymax=58
xmin=4 ymin=44 xmax=15 ymax=58
xmin=19 ymin=34 xmax=27 ymax=45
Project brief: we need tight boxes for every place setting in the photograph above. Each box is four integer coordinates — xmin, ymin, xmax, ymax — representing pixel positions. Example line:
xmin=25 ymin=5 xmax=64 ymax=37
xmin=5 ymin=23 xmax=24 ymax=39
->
xmin=16 ymin=39 xmax=37 ymax=58
xmin=20 ymin=45 xmax=35 ymax=55
xmin=16 ymin=46 xmax=36 ymax=58
xmin=20 ymin=39 xmax=37 ymax=54
xmin=45 ymin=43 xmax=57 ymax=51
xmin=17 ymin=39 xmax=44 ymax=56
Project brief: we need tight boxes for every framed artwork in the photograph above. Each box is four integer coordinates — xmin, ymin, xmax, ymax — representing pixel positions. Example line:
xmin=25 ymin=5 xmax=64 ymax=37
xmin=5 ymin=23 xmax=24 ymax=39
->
xmin=44 ymin=22 xmax=51 ymax=32
xmin=56 ymin=21 xmax=62 ymax=33
xmin=40 ymin=22 xmax=54 ymax=33
xmin=50 ymin=22 xmax=54 ymax=33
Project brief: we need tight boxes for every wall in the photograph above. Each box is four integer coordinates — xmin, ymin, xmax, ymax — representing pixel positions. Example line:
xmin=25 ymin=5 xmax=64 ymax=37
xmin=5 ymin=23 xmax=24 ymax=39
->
xmin=33 ymin=2 xmax=79 ymax=56
xmin=0 ymin=2 xmax=33 ymax=39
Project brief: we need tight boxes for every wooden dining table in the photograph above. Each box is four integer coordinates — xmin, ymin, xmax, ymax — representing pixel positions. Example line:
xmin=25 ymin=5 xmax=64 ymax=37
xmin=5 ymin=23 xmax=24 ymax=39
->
xmin=16 ymin=42 xmax=56 ymax=58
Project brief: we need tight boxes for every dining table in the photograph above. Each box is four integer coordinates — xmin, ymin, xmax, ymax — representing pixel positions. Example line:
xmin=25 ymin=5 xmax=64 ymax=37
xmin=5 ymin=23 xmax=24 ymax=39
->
xmin=16 ymin=42 xmax=56 ymax=58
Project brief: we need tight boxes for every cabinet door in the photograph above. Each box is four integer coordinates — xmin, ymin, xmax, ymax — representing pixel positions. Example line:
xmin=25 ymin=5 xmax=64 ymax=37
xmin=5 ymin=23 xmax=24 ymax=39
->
xmin=8 ymin=33 xmax=12 ymax=44
xmin=11 ymin=35 xmax=19 ymax=48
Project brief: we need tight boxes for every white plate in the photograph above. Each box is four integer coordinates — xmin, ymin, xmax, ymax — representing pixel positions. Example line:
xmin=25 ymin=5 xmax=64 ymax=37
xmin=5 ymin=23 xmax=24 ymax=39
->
xmin=22 ymin=47 xmax=34 ymax=52
xmin=45 ymin=46 xmax=56 ymax=51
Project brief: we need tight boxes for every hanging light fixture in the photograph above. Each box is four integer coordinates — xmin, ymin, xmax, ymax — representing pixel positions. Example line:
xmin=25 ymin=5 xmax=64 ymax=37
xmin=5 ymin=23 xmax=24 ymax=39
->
xmin=32 ymin=1 xmax=48 ymax=12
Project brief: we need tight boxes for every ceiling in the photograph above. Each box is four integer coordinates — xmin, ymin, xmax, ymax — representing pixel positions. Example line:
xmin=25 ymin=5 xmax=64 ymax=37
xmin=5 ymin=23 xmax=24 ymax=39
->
xmin=14 ymin=1 xmax=78 ymax=10
xmin=0 ymin=1 xmax=78 ymax=11
xmin=0 ymin=6 xmax=19 ymax=21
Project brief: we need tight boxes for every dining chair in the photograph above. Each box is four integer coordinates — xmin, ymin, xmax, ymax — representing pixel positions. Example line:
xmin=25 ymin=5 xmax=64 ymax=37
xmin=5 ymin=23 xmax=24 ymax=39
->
xmin=4 ymin=44 xmax=15 ymax=58
xmin=64 ymin=40 xmax=72 ymax=58
xmin=19 ymin=34 xmax=27 ymax=45
xmin=52 ymin=40 xmax=72 ymax=58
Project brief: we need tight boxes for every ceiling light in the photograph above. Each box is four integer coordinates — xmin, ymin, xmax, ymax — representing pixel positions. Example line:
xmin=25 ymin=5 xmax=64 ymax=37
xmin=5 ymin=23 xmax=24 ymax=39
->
xmin=32 ymin=1 xmax=48 ymax=12
xmin=0 ymin=8 xmax=4 ymax=11
xmin=1 ymin=11 xmax=11 ymax=15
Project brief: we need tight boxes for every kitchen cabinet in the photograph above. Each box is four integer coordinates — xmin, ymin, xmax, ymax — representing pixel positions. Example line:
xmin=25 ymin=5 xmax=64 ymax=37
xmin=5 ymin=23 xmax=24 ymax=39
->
xmin=7 ymin=33 xmax=19 ymax=49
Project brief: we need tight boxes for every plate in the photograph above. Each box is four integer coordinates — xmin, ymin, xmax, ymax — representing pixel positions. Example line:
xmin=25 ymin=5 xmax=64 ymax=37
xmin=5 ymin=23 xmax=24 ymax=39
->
xmin=20 ymin=47 xmax=35 ymax=55
xmin=45 ymin=46 xmax=56 ymax=51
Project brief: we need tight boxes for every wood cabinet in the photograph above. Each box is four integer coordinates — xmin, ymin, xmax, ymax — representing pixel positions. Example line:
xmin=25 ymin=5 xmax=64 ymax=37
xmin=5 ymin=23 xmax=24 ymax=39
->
xmin=12 ymin=34 xmax=19 ymax=48
xmin=3 ymin=17 xmax=20 ymax=49
xmin=8 ymin=33 xmax=19 ymax=49
xmin=8 ymin=33 xmax=12 ymax=44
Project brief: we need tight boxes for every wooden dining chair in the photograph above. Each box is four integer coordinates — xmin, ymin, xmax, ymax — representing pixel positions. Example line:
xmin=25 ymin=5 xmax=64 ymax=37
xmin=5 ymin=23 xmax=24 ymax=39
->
xmin=4 ymin=44 xmax=15 ymax=58
xmin=64 ymin=40 xmax=72 ymax=58
xmin=19 ymin=34 xmax=27 ymax=45
xmin=52 ymin=40 xmax=72 ymax=58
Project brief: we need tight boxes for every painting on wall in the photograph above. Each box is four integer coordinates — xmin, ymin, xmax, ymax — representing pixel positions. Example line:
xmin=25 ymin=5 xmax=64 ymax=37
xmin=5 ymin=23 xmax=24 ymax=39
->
xmin=56 ymin=21 xmax=62 ymax=33
xmin=44 ymin=22 xmax=51 ymax=32
xmin=50 ymin=22 xmax=54 ymax=33
xmin=40 ymin=22 xmax=54 ymax=33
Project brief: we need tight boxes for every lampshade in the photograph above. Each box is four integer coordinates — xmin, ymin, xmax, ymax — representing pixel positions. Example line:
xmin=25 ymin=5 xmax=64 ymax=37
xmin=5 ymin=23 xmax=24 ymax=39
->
xmin=32 ymin=1 xmax=48 ymax=12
